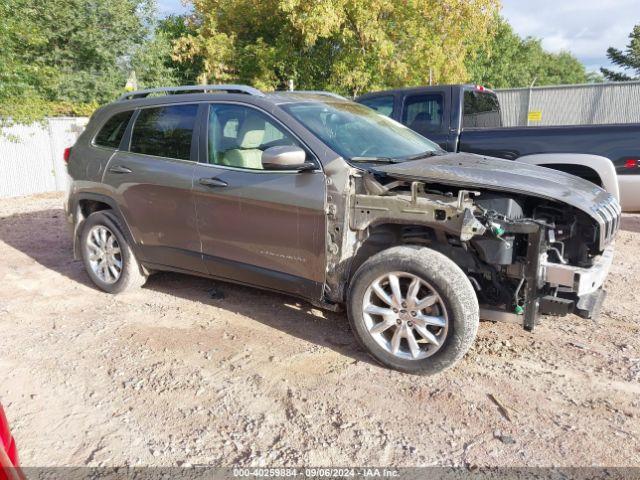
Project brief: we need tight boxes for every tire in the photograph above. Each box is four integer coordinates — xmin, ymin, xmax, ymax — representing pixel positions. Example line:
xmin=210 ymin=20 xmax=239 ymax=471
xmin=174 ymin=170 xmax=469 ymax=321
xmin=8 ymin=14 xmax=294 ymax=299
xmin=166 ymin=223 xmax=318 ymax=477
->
xmin=79 ymin=211 xmax=147 ymax=294
xmin=347 ymin=245 xmax=479 ymax=375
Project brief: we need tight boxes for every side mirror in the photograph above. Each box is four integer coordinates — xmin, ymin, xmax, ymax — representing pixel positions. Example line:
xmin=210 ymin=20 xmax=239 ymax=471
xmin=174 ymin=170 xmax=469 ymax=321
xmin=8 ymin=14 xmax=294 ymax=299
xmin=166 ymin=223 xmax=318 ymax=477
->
xmin=262 ymin=146 xmax=315 ymax=171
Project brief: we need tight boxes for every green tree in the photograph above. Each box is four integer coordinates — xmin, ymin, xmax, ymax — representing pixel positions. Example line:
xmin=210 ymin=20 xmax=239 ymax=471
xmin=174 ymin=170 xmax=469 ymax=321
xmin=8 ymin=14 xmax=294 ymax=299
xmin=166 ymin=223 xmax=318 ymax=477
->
xmin=538 ymin=51 xmax=587 ymax=86
xmin=154 ymin=15 xmax=204 ymax=85
xmin=130 ymin=29 xmax=180 ymax=90
xmin=601 ymin=24 xmax=640 ymax=81
xmin=14 ymin=0 xmax=152 ymax=104
xmin=0 ymin=0 xmax=49 ymax=106
xmin=468 ymin=18 xmax=587 ymax=88
xmin=586 ymin=71 xmax=604 ymax=83
xmin=0 ymin=0 xmax=179 ymax=124
xmin=175 ymin=0 xmax=501 ymax=96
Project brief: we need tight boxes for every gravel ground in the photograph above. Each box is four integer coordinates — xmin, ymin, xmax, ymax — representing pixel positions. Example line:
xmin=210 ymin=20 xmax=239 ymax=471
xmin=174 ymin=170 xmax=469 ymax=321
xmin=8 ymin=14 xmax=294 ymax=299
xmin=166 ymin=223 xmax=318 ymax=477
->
xmin=0 ymin=192 xmax=639 ymax=467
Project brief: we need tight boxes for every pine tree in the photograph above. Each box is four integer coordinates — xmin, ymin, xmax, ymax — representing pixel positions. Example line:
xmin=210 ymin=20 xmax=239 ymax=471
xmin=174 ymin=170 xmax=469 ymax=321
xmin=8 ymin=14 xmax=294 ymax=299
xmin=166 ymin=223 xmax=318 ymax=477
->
xmin=601 ymin=25 xmax=640 ymax=81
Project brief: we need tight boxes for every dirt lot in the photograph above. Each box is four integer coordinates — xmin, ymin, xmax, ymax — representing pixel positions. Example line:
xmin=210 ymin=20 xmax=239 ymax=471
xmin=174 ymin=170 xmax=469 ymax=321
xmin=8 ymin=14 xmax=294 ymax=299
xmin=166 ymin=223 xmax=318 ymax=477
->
xmin=0 ymin=192 xmax=639 ymax=467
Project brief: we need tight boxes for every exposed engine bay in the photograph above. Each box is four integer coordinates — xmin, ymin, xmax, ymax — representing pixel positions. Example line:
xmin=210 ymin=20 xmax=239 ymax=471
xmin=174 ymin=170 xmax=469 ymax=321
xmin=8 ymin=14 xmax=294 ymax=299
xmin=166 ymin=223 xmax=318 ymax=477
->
xmin=324 ymin=170 xmax=619 ymax=330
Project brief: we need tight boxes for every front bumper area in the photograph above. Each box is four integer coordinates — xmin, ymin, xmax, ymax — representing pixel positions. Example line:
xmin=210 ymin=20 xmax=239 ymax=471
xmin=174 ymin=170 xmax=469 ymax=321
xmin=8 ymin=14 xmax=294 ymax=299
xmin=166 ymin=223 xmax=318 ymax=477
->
xmin=542 ymin=244 xmax=614 ymax=297
xmin=575 ymin=288 xmax=607 ymax=319
xmin=483 ymin=223 xmax=616 ymax=329
xmin=539 ymin=244 xmax=614 ymax=320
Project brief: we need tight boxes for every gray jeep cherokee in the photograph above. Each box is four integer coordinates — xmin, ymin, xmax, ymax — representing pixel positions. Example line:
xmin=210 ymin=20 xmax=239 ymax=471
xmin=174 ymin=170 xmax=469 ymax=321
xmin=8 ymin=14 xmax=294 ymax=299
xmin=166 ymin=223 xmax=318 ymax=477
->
xmin=65 ymin=85 xmax=621 ymax=374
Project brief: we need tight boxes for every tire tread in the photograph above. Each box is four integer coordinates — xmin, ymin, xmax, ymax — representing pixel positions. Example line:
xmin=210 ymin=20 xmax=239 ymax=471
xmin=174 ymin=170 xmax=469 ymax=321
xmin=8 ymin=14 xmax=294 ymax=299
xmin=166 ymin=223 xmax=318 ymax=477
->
xmin=80 ymin=211 xmax=146 ymax=294
xmin=347 ymin=245 xmax=479 ymax=375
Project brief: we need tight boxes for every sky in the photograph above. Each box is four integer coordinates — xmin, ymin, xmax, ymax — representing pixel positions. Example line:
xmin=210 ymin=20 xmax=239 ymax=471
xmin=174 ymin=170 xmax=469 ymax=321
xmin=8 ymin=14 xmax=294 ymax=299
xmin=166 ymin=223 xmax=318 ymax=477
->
xmin=158 ymin=0 xmax=639 ymax=74
xmin=501 ymin=0 xmax=638 ymax=73
xmin=157 ymin=0 xmax=188 ymax=17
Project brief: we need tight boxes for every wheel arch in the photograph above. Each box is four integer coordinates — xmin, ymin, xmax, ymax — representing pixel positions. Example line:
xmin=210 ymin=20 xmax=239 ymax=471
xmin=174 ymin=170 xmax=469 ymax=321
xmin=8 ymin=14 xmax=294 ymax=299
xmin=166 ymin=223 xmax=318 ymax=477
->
xmin=71 ymin=193 xmax=140 ymax=262
xmin=516 ymin=153 xmax=619 ymax=201
xmin=347 ymin=222 xmax=440 ymax=293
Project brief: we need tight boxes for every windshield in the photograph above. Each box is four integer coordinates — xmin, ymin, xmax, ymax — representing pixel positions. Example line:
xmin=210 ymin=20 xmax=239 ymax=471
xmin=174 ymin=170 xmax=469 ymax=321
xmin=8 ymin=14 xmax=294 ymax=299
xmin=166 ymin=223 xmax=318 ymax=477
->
xmin=282 ymin=101 xmax=441 ymax=161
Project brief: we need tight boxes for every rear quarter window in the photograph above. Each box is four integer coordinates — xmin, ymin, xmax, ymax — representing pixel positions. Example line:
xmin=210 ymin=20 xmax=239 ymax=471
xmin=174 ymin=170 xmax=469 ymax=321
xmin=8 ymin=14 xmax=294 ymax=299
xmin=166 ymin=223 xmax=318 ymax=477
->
xmin=463 ymin=91 xmax=502 ymax=128
xmin=94 ymin=110 xmax=134 ymax=149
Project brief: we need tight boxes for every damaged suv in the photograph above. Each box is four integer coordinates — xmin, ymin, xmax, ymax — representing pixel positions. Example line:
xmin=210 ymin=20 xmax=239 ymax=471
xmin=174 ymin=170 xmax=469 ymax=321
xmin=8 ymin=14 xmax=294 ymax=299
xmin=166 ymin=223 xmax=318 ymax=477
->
xmin=65 ymin=85 xmax=620 ymax=374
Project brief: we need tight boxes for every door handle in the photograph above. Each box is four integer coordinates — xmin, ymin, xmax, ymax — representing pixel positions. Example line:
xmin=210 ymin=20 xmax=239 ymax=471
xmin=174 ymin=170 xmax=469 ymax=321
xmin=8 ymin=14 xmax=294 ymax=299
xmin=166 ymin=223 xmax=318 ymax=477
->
xmin=108 ymin=165 xmax=132 ymax=174
xmin=199 ymin=177 xmax=228 ymax=188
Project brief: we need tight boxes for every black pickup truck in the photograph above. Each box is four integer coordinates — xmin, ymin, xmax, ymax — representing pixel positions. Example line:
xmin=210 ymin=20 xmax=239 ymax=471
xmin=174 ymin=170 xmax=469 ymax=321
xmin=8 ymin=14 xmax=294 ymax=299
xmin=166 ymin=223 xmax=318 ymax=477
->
xmin=357 ymin=84 xmax=640 ymax=211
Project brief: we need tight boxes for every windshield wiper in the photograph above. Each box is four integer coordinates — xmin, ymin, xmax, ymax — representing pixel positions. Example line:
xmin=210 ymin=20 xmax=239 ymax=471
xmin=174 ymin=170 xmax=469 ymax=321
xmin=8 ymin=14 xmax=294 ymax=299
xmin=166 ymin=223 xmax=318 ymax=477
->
xmin=402 ymin=150 xmax=440 ymax=161
xmin=348 ymin=156 xmax=396 ymax=163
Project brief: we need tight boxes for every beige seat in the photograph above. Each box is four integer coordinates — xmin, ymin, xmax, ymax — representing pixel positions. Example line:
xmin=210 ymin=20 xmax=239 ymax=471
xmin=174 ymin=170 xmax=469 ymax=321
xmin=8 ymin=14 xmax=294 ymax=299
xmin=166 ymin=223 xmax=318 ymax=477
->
xmin=222 ymin=115 xmax=266 ymax=169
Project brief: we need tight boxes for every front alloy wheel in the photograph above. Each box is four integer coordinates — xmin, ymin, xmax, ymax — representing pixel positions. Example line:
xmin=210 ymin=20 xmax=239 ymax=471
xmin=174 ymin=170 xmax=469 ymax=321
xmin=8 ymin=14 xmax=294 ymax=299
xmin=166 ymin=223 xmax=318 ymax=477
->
xmin=348 ymin=246 xmax=479 ymax=375
xmin=363 ymin=272 xmax=448 ymax=360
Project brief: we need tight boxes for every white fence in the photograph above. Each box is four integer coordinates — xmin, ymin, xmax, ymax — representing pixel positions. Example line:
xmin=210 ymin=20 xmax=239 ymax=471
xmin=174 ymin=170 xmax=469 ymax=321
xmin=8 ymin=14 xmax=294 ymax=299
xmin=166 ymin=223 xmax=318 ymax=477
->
xmin=0 ymin=117 xmax=88 ymax=198
xmin=496 ymin=81 xmax=640 ymax=127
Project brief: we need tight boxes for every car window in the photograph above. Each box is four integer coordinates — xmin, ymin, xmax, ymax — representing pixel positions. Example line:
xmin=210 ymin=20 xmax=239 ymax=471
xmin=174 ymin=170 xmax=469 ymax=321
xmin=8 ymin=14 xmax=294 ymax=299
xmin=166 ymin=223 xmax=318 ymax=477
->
xmin=359 ymin=95 xmax=394 ymax=117
xmin=403 ymin=94 xmax=444 ymax=133
xmin=130 ymin=104 xmax=198 ymax=160
xmin=463 ymin=90 xmax=501 ymax=128
xmin=94 ymin=110 xmax=133 ymax=149
xmin=207 ymin=104 xmax=302 ymax=170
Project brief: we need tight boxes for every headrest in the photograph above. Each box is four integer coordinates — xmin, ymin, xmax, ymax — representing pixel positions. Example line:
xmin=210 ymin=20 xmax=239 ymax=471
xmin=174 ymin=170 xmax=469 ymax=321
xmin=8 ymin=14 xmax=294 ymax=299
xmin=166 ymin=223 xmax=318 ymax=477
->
xmin=413 ymin=112 xmax=432 ymax=123
xmin=238 ymin=114 xmax=265 ymax=149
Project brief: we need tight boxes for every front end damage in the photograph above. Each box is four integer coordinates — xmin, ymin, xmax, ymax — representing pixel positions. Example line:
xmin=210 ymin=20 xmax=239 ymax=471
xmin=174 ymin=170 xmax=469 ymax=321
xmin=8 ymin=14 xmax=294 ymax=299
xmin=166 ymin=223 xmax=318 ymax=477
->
xmin=324 ymin=167 xmax=620 ymax=331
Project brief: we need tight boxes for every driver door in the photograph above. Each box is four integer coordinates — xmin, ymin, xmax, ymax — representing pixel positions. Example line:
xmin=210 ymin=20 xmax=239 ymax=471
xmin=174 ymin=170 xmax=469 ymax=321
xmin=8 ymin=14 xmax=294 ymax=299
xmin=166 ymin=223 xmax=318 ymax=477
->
xmin=192 ymin=103 xmax=327 ymax=300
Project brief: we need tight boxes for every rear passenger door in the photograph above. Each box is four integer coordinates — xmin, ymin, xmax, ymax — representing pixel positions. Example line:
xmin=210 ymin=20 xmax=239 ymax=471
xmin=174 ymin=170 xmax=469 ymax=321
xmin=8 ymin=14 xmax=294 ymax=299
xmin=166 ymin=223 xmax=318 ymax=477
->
xmin=192 ymin=103 xmax=326 ymax=300
xmin=103 ymin=103 xmax=206 ymax=274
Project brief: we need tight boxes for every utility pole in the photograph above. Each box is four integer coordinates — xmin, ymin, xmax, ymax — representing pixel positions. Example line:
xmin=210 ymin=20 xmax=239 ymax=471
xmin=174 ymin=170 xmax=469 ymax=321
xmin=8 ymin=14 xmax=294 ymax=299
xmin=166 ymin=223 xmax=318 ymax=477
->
xmin=526 ymin=76 xmax=537 ymax=127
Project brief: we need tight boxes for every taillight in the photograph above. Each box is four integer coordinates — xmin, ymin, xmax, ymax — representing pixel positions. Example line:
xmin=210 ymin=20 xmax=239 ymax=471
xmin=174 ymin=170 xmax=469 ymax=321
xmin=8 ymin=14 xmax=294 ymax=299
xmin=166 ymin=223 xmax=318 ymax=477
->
xmin=63 ymin=147 xmax=72 ymax=164
xmin=0 ymin=405 xmax=19 ymax=469
xmin=624 ymin=159 xmax=638 ymax=169
xmin=475 ymin=84 xmax=486 ymax=92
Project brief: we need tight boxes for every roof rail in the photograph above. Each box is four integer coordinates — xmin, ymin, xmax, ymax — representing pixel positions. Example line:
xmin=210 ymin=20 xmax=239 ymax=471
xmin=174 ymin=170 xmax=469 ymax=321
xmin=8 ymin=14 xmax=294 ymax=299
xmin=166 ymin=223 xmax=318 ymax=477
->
xmin=288 ymin=90 xmax=349 ymax=101
xmin=118 ymin=84 xmax=265 ymax=101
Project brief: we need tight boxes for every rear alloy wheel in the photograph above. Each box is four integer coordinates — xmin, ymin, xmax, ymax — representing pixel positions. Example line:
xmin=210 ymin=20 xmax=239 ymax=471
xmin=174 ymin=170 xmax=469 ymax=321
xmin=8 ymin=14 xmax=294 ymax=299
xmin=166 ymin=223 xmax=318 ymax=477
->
xmin=80 ymin=211 xmax=147 ymax=294
xmin=86 ymin=225 xmax=123 ymax=284
xmin=348 ymin=246 xmax=479 ymax=375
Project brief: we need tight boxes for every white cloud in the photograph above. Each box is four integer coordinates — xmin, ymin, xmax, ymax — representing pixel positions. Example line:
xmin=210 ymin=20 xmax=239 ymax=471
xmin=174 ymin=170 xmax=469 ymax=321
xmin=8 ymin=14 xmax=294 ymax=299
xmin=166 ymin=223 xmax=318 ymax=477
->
xmin=501 ymin=0 xmax=639 ymax=72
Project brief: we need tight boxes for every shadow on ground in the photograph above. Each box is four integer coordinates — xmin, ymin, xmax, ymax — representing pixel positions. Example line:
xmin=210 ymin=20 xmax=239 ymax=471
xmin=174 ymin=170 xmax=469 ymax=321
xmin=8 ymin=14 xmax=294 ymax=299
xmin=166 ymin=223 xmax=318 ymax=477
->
xmin=0 ymin=207 xmax=371 ymax=365
xmin=620 ymin=214 xmax=640 ymax=234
